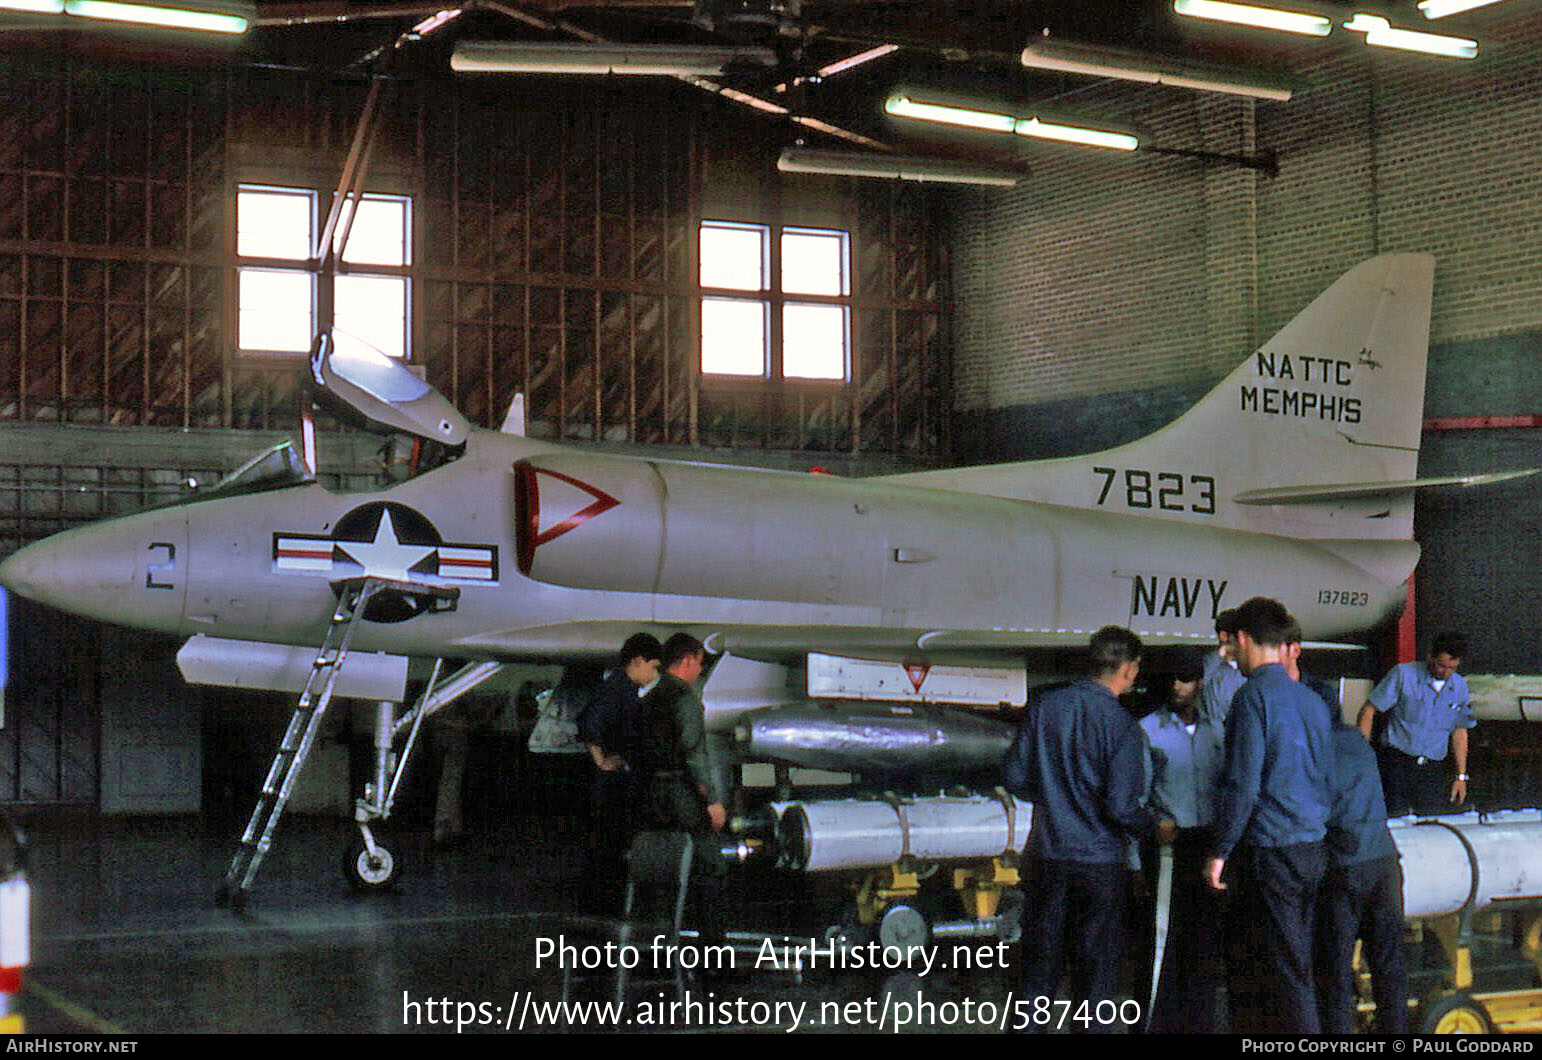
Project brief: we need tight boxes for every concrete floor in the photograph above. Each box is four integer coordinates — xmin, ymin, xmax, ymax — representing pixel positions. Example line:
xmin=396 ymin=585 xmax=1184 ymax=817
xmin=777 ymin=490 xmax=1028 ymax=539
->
xmin=16 ymin=813 xmax=1021 ymax=1034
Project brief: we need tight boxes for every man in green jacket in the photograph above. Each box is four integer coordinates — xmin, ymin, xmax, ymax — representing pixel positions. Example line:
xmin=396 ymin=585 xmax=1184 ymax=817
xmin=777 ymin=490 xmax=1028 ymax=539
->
xmin=637 ymin=632 xmax=727 ymax=941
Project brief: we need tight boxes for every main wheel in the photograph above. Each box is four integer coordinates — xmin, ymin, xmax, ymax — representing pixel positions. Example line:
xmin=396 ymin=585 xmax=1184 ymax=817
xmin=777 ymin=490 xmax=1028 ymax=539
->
xmin=343 ymin=833 xmax=401 ymax=893
xmin=1419 ymin=991 xmax=1496 ymax=1034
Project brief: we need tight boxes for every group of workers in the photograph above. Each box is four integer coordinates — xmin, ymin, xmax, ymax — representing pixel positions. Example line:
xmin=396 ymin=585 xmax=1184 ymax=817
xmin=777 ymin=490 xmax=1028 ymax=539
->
xmin=577 ymin=631 xmax=726 ymax=933
xmin=1005 ymin=598 xmax=1474 ymax=1034
xmin=573 ymin=603 xmax=1474 ymax=1035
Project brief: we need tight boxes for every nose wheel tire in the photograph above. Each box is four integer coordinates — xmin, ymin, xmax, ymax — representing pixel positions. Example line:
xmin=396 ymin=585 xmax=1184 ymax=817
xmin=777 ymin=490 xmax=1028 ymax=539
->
xmin=343 ymin=832 xmax=401 ymax=893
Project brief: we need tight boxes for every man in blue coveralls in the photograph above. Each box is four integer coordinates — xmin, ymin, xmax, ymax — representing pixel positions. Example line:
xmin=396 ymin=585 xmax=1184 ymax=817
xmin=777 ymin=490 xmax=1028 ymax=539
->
xmin=1282 ymin=632 xmax=1409 ymax=1034
xmin=1005 ymin=626 xmax=1156 ymax=1032
xmin=1203 ymin=597 xmax=1334 ymax=1034
xmin=1358 ymin=632 xmax=1474 ymax=817
xmin=578 ymin=632 xmax=663 ymax=913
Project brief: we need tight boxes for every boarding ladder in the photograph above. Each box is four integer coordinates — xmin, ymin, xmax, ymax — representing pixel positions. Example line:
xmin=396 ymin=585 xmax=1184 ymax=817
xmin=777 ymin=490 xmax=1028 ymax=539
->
xmin=215 ymin=576 xmax=454 ymax=909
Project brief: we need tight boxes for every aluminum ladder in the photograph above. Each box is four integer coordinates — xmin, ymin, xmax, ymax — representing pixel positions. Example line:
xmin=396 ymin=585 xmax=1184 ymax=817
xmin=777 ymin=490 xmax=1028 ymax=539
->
xmin=216 ymin=577 xmax=389 ymax=910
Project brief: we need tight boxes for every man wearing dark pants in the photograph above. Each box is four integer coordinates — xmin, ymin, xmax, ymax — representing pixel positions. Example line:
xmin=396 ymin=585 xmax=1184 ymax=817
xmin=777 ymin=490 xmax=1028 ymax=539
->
xmin=1316 ymin=721 xmax=1409 ymax=1033
xmin=1358 ymin=633 xmax=1473 ymax=817
xmin=1140 ymin=653 xmax=1226 ymax=1032
xmin=636 ymin=633 xmax=727 ymax=946
xmin=1004 ymin=626 xmax=1156 ymax=1032
xmin=1204 ymin=597 xmax=1334 ymax=1035
xmin=1285 ymin=634 xmax=1409 ymax=1033
xmin=577 ymin=632 xmax=662 ymax=914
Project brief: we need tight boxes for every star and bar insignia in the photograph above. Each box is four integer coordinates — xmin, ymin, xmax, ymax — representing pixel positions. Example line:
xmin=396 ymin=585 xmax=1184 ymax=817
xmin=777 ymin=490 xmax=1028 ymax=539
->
xmin=273 ymin=502 xmax=498 ymax=585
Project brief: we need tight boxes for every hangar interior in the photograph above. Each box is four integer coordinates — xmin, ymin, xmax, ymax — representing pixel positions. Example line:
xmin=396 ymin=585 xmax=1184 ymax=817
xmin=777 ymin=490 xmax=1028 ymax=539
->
xmin=0 ymin=0 xmax=1538 ymax=1034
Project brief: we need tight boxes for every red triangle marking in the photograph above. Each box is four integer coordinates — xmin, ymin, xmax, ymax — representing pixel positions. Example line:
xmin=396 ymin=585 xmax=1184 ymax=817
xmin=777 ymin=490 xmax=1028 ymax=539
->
xmin=904 ymin=664 xmax=930 ymax=693
xmin=530 ymin=467 xmax=621 ymax=550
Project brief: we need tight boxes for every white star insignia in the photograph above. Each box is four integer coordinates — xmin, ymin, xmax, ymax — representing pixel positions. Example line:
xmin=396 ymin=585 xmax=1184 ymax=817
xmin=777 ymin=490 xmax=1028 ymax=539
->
xmin=335 ymin=510 xmax=437 ymax=582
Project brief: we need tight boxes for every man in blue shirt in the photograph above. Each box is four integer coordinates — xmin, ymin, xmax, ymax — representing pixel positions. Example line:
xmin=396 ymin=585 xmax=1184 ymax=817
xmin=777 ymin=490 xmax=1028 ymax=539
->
xmin=1140 ymin=652 xmax=1226 ymax=1032
xmin=1200 ymin=608 xmax=1245 ymax=725
xmin=1004 ymin=626 xmax=1156 ymax=1032
xmin=1358 ymin=632 xmax=1474 ymax=817
xmin=1281 ymin=636 xmax=1409 ymax=1034
xmin=1203 ymin=597 xmax=1334 ymax=1034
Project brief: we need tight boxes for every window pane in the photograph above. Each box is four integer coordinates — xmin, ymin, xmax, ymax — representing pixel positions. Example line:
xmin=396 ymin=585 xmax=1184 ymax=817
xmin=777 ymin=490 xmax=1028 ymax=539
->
xmin=783 ymin=303 xmax=847 ymax=380
xmin=238 ymin=268 xmax=313 ymax=352
xmin=237 ymin=188 xmax=312 ymax=261
xmin=338 ymin=196 xmax=409 ymax=267
xmin=782 ymin=229 xmax=847 ymax=296
xmin=335 ymin=275 xmax=407 ymax=359
xmin=700 ymin=222 xmax=767 ymax=291
xmin=701 ymin=297 xmax=767 ymax=376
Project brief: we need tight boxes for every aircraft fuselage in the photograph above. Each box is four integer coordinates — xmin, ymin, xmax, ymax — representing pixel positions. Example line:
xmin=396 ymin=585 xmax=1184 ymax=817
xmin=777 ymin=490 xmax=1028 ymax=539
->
xmin=0 ymin=427 xmax=1418 ymax=664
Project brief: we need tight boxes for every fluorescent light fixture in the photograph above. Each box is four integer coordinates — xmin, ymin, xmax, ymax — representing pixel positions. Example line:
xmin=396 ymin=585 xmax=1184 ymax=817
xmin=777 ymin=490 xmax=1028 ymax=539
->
xmin=777 ymin=147 xmax=1023 ymax=187
xmin=1015 ymin=116 xmax=1139 ymax=151
xmin=64 ymin=0 xmax=250 ymax=32
xmin=1021 ymin=39 xmax=1294 ymax=101
xmin=450 ymin=41 xmax=776 ymax=75
xmin=1344 ymin=13 xmax=1477 ymax=57
xmin=1418 ymin=0 xmax=1506 ymax=16
xmin=883 ymin=95 xmax=1016 ymax=134
xmin=1173 ymin=0 xmax=1332 ymax=36
xmin=409 ymin=7 xmax=459 ymax=36
xmin=817 ymin=43 xmax=898 ymax=78
xmin=0 ymin=0 xmax=64 ymax=12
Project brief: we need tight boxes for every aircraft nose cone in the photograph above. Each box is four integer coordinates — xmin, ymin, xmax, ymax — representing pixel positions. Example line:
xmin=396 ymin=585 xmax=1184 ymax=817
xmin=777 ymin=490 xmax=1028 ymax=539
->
xmin=0 ymin=538 xmax=62 ymax=603
xmin=0 ymin=513 xmax=186 ymax=632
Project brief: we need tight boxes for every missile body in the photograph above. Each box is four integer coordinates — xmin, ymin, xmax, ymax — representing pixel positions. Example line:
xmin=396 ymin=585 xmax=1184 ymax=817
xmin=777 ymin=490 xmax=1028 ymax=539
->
xmin=734 ymin=702 xmax=1016 ymax=777
xmin=777 ymin=799 xmax=1542 ymax=921
xmin=777 ymin=794 xmax=1032 ymax=873
xmin=1392 ymin=811 xmax=1542 ymax=917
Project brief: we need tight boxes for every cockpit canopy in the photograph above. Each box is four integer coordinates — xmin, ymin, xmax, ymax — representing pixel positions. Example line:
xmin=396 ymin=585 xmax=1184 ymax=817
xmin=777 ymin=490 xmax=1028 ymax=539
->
xmin=313 ymin=336 xmax=469 ymax=447
xmin=200 ymin=440 xmax=315 ymax=500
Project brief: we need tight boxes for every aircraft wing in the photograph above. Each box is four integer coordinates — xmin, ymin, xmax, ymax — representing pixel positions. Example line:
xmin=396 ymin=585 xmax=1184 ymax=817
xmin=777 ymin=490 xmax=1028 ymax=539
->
xmin=452 ymin=621 xmax=1227 ymax=667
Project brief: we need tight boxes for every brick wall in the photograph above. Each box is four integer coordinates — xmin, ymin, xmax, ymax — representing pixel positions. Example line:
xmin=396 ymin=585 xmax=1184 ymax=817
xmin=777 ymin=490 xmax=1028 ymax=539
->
xmin=947 ymin=12 xmax=1542 ymax=669
xmin=950 ymin=11 xmax=1542 ymax=422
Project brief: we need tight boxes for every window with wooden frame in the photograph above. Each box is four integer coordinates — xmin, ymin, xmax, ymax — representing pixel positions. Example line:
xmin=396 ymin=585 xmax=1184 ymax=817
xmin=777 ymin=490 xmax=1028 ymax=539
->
xmin=236 ymin=185 xmax=411 ymax=360
xmin=699 ymin=220 xmax=850 ymax=382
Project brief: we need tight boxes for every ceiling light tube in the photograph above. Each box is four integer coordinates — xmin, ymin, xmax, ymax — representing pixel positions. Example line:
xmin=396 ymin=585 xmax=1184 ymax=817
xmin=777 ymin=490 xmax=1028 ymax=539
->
xmin=1343 ymin=13 xmax=1477 ymax=57
xmin=0 ymin=0 xmax=64 ymax=12
xmin=1173 ymin=0 xmax=1332 ymax=36
xmin=1418 ymin=0 xmax=1506 ymax=17
xmin=409 ymin=7 xmax=459 ymax=36
xmin=1021 ymin=39 xmax=1294 ymax=101
xmin=778 ymin=147 xmax=1023 ymax=187
xmin=450 ymin=42 xmax=776 ymax=75
xmin=883 ymin=95 xmax=1017 ymax=134
xmin=64 ymin=0 xmax=250 ymax=32
xmin=817 ymin=43 xmax=898 ymax=79
xmin=1015 ymin=116 xmax=1139 ymax=151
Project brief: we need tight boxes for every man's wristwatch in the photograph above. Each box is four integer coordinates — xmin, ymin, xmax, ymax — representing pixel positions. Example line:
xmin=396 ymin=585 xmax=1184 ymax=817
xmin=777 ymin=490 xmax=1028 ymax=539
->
xmin=1457 ymin=773 xmax=1470 ymax=782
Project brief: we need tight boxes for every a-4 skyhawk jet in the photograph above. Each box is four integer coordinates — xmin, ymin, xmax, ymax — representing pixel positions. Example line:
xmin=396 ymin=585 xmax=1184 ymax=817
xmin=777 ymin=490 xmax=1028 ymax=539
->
xmin=0 ymin=252 xmax=1528 ymax=904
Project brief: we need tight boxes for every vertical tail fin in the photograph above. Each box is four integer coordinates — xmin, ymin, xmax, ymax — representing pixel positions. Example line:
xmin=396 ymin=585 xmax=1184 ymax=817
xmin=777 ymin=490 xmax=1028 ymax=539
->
xmin=891 ymin=254 xmax=1435 ymax=540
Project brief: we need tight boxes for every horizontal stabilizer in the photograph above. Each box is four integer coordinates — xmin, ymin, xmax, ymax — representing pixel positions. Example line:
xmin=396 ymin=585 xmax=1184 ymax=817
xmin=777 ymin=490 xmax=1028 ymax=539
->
xmin=1233 ymin=468 xmax=1539 ymax=506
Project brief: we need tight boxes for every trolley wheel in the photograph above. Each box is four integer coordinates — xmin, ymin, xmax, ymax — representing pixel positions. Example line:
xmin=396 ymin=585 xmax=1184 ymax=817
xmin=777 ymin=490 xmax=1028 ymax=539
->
xmin=1419 ymin=991 xmax=1496 ymax=1034
xmin=343 ymin=832 xmax=401 ymax=893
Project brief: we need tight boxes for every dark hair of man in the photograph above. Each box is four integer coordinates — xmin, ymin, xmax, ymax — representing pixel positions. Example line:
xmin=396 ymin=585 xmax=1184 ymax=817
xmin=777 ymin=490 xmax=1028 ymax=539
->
xmin=1087 ymin=625 xmax=1143 ymax=676
xmin=1431 ymin=632 xmax=1468 ymax=660
xmin=618 ymin=632 xmax=663 ymax=667
xmin=662 ymin=632 xmax=705 ymax=670
xmin=1232 ymin=596 xmax=1296 ymax=647
xmin=1215 ymin=608 xmax=1241 ymax=635
xmin=1282 ymin=620 xmax=1303 ymax=648
xmin=1171 ymin=649 xmax=1206 ymax=683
